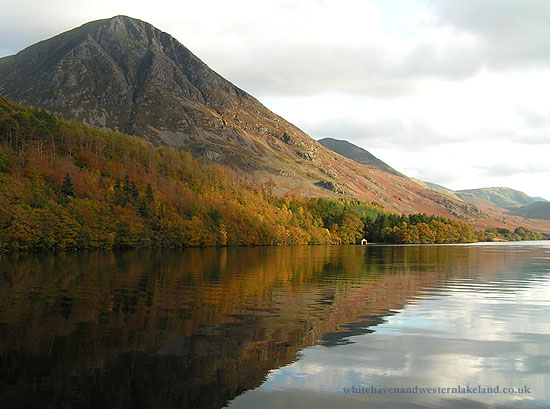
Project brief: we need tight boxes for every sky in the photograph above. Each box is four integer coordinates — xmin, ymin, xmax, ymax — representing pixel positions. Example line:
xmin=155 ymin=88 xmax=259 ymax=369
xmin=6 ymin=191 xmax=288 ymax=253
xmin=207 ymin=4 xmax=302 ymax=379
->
xmin=1 ymin=0 xmax=550 ymax=199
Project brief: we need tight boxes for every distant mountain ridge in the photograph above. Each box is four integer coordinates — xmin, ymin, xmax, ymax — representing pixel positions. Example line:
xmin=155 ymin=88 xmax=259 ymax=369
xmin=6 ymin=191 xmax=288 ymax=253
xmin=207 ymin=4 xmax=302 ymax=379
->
xmin=508 ymin=202 xmax=550 ymax=221
xmin=418 ymin=180 xmax=461 ymax=200
xmin=317 ymin=137 xmax=403 ymax=176
xmin=418 ymin=183 xmax=549 ymax=224
xmin=456 ymin=187 xmax=544 ymax=208
xmin=314 ymin=141 xmax=545 ymax=214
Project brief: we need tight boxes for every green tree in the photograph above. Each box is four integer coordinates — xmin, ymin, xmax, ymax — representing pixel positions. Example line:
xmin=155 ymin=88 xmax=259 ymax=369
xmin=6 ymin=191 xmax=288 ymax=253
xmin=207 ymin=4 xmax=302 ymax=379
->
xmin=61 ymin=172 xmax=75 ymax=196
xmin=145 ymin=183 xmax=154 ymax=202
xmin=0 ymin=147 xmax=8 ymax=172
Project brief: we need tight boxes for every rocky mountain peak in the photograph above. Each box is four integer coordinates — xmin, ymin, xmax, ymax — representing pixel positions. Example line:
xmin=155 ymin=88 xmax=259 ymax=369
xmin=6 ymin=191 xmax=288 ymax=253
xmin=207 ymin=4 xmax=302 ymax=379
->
xmin=0 ymin=15 xmax=257 ymax=142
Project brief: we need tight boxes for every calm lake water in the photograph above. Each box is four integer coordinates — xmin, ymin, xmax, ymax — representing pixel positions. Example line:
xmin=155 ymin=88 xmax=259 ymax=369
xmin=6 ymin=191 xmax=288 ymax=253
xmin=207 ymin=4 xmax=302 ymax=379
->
xmin=0 ymin=243 xmax=549 ymax=408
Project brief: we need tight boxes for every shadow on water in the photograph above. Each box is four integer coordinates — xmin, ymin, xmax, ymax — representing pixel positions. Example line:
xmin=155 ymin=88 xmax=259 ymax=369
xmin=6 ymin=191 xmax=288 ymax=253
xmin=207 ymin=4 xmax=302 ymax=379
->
xmin=0 ymin=244 xmax=547 ymax=408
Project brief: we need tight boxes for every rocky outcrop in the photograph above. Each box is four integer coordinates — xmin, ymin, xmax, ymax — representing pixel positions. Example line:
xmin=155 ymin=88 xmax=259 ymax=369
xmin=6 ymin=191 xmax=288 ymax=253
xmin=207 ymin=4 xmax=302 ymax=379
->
xmin=315 ymin=180 xmax=348 ymax=194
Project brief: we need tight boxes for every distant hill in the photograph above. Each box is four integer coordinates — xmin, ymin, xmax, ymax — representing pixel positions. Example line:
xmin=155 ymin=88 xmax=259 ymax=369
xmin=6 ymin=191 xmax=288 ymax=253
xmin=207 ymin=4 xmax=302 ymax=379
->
xmin=423 ymin=181 xmax=448 ymax=190
xmin=456 ymin=187 xmax=541 ymax=209
xmin=317 ymin=137 xmax=403 ymax=176
xmin=419 ymin=183 xmax=550 ymax=225
xmin=508 ymin=202 xmax=550 ymax=221
xmin=419 ymin=181 xmax=461 ymax=200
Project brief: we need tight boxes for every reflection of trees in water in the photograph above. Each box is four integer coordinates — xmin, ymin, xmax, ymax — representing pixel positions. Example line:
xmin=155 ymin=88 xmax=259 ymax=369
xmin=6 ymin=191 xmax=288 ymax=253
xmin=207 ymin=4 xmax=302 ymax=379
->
xmin=0 ymin=245 xmax=539 ymax=408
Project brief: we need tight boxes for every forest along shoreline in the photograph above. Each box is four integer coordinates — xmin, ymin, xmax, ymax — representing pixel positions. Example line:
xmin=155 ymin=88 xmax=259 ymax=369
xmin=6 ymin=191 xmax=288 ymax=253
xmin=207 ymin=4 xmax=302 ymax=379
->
xmin=0 ymin=97 xmax=546 ymax=252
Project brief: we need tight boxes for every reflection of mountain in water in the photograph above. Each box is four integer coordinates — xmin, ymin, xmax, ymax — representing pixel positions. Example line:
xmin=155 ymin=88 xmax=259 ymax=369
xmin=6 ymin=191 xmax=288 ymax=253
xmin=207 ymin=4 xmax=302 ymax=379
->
xmin=320 ymin=314 xmax=389 ymax=346
xmin=0 ymin=245 xmax=543 ymax=408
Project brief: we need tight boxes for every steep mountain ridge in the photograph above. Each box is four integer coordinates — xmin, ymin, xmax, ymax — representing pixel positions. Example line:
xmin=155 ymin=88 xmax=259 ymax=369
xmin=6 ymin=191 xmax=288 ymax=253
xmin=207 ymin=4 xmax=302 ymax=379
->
xmin=0 ymin=16 xmax=288 ymax=146
xmin=1 ymin=15 xmax=546 ymax=231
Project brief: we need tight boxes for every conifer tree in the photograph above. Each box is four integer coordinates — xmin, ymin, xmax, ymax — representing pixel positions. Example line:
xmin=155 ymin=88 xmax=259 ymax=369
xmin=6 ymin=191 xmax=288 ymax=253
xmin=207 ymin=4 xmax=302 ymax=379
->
xmin=61 ymin=172 xmax=74 ymax=196
xmin=146 ymin=183 xmax=154 ymax=202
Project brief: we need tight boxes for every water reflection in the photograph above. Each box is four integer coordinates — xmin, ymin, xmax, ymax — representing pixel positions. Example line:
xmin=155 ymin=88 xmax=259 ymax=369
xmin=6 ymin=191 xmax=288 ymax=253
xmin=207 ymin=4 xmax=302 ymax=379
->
xmin=0 ymin=243 xmax=548 ymax=408
xmin=229 ymin=244 xmax=550 ymax=409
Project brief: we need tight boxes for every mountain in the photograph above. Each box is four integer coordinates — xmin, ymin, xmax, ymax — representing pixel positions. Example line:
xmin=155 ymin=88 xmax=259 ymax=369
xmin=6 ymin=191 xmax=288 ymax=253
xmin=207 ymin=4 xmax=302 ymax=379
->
xmin=317 ymin=137 xmax=402 ymax=176
xmin=456 ymin=187 xmax=539 ymax=209
xmin=412 ymin=180 xmax=461 ymax=200
xmin=508 ymin=202 xmax=550 ymax=221
xmin=418 ymin=182 xmax=550 ymax=224
xmin=315 ymin=138 xmax=547 ymax=228
xmin=423 ymin=181 xmax=451 ymax=192
xmin=0 ymin=16 xmax=301 ymax=153
xmin=1 ymin=15 xmax=547 ymax=231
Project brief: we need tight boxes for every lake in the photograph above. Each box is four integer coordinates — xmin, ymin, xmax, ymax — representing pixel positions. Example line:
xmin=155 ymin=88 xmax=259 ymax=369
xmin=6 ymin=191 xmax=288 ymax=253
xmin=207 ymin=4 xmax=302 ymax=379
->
xmin=0 ymin=243 xmax=549 ymax=408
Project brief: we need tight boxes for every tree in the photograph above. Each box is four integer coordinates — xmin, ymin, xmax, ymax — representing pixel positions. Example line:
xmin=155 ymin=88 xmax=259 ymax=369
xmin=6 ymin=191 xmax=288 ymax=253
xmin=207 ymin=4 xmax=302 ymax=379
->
xmin=373 ymin=214 xmax=388 ymax=242
xmin=338 ymin=209 xmax=364 ymax=244
xmin=145 ymin=183 xmax=154 ymax=202
xmin=61 ymin=172 xmax=75 ymax=196
xmin=0 ymin=147 xmax=8 ymax=172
